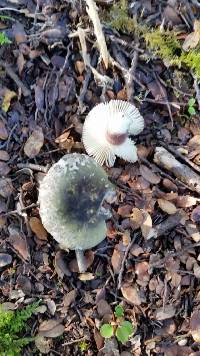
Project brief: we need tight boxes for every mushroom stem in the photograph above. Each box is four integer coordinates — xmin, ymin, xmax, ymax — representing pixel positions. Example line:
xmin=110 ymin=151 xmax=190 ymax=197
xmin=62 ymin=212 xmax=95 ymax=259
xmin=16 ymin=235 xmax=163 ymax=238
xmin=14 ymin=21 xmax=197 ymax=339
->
xmin=75 ymin=249 xmax=87 ymax=273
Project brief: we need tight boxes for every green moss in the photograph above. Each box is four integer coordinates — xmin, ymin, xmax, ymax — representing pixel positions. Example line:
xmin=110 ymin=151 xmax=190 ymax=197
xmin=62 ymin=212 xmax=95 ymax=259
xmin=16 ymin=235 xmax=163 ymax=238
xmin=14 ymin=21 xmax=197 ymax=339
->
xmin=0 ymin=301 xmax=39 ymax=356
xmin=107 ymin=1 xmax=200 ymax=77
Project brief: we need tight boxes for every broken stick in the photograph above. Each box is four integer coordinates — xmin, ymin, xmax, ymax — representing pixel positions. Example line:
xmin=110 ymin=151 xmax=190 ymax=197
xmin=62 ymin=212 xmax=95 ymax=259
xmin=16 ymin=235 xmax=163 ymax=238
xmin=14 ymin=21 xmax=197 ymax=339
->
xmin=154 ymin=147 xmax=200 ymax=194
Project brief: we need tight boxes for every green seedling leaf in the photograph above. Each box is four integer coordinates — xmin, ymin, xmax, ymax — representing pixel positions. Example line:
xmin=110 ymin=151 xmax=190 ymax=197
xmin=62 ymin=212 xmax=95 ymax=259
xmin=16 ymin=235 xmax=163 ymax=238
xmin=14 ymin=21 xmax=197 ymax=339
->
xmin=121 ymin=321 xmax=134 ymax=335
xmin=0 ymin=32 xmax=11 ymax=45
xmin=116 ymin=325 xmax=130 ymax=343
xmin=114 ymin=304 xmax=124 ymax=318
xmin=188 ymin=98 xmax=196 ymax=107
xmin=188 ymin=106 xmax=196 ymax=115
xmin=100 ymin=324 xmax=114 ymax=339
xmin=116 ymin=321 xmax=134 ymax=344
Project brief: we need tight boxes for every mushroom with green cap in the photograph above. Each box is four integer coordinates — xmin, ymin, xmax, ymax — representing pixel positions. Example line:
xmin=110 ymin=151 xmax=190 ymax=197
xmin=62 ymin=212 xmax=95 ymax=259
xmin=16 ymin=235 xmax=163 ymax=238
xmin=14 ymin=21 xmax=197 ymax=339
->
xmin=39 ymin=153 xmax=115 ymax=272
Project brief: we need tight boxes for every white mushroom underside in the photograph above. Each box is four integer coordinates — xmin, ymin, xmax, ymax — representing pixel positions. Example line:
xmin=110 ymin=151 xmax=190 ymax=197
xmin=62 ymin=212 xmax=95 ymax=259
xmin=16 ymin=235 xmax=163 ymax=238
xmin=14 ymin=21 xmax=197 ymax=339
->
xmin=82 ymin=100 xmax=144 ymax=167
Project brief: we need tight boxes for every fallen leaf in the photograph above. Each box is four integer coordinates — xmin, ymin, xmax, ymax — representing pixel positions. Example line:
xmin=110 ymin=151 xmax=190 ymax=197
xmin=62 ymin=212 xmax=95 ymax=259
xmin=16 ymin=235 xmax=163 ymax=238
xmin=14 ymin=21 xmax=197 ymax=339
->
xmin=97 ymin=299 xmax=112 ymax=318
xmin=35 ymin=335 xmax=53 ymax=354
xmin=190 ymin=310 xmax=200 ymax=342
xmin=29 ymin=217 xmax=48 ymax=240
xmin=155 ymin=305 xmax=176 ymax=320
xmin=8 ymin=228 xmax=30 ymax=261
xmin=0 ymin=150 xmax=9 ymax=161
xmin=75 ymin=60 xmax=85 ymax=74
xmin=0 ymin=120 xmax=8 ymax=140
xmin=79 ymin=272 xmax=95 ymax=281
xmin=111 ymin=247 xmax=124 ymax=274
xmin=157 ymin=199 xmax=177 ymax=215
xmin=140 ymin=165 xmax=160 ymax=184
xmin=54 ymin=250 xmax=71 ymax=278
xmin=0 ymin=253 xmax=12 ymax=267
xmin=0 ymin=162 xmax=10 ymax=176
xmin=38 ymin=319 xmax=65 ymax=338
xmin=141 ymin=211 xmax=152 ymax=239
xmin=176 ymin=195 xmax=199 ymax=208
xmin=24 ymin=128 xmax=44 ymax=158
xmin=183 ymin=20 xmax=200 ymax=51
xmin=130 ymin=208 xmax=144 ymax=230
xmin=121 ymin=284 xmax=141 ymax=306
xmin=188 ymin=135 xmax=200 ymax=150
xmin=186 ymin=223 xmax=200 ymax=242
xmin=2 ymin=89 xmax=17 ymax=112
xmin=63 ymin=290 xmax=77 ymax=308
xmin=191 ymin=205 xmax=200 ymax=224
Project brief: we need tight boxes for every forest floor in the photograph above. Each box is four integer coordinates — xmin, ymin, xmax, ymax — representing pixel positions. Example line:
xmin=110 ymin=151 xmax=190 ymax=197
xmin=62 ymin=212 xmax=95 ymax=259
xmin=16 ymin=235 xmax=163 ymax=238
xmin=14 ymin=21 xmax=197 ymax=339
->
xmin=1 ymin=0 xmax=200 ymax=355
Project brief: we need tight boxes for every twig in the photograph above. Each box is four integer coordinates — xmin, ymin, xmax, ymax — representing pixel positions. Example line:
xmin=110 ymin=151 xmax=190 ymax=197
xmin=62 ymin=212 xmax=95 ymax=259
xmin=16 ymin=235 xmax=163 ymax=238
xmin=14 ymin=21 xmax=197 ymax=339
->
xmin=62 ymin=337 xmax=86 ymax=346
xmin=0 ymin=60 xmax=31 ymax=97
xmin=125 ymin=46 xmax=139 ymax=102
xmin=17 ymin=163 xmax=49 ymax=173
xmin=117 ymin=234 xmax=137 ymax=290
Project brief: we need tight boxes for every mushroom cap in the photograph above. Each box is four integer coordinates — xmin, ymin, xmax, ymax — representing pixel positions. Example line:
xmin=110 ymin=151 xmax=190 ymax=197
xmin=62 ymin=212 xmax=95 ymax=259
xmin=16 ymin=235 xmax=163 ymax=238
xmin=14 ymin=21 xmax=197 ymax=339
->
xmin=82 ymin=100 xmax=144 ymax=167
xmin=39 ymin=154 xmax=113 ymax=250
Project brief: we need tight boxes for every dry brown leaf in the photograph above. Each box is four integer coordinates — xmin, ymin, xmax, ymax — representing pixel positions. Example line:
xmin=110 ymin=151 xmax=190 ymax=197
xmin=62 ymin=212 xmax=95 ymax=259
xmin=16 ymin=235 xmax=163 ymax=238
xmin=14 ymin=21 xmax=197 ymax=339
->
xmin=35 ymin=335 xmax=53 ymax=354
xmin=191 ymin=205 xmax=200 ymax=224
xmin=0 ymin=162 xmax=10 ymax=176
xmin=24 ymin=128 xmax=44 ymax=158
xmin=186 ymin=223 xmax=200 ymax=242
xmin=0 ymin=120 xmax=8 ymax=140
xmin=111 ymin=247 xmax=124 ymax=274
xmin=130 ymin=208 xmax=144 ymax=230
xmin=141 ymin=211 xmax=152 ymax=239
xmin=157 ymin=199 xmax=177 ymax=215
xmin=188 ymin=135 xmax=200 ymax=150
xmin=54 ymin=250 xmax=71 ymax=279
xmin=29 ymin=217 xmax=48 ymax=240
xmin=155 ymin=305 xmax=176 ymax=320
xmin=0 ymin=178 xmax=14 ymax=198
xmin=38 ymin=319 xmax=65 ymax=338
xmin=79 ymin=272 xmax=95 ymax=281
xmin=97 ymin=299 xmax=112 ymax=318
xmin=183 ymin=20 xmax=200 ymax=51
xmin=63 ymin=290 xmax=77 ymax=308
xmin=2 ymin=89 xmax=17 ymax=112
xmin=9 ymin=228 xmax=30 ymax=261
xmin=0 ymin=150 xmax=9 ymax=161
xmin=139 ymin=164 xmax=160 ymax=184
xmin=121 ymin=284 xmax=141 ymax=306
xmin=190 ymin=310 xmax=200 ymax=342
xmin=176 ymin=195 xmax=199 ymax=208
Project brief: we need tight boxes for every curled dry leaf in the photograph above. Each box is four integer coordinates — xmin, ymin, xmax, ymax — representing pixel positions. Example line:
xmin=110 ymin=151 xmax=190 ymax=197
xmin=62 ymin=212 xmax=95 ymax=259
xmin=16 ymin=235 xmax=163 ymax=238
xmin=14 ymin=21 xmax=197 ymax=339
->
xmin=155 ymin=305 xmax=176 ymax=320
xmin=141 ymin=211 xmax=152 ymax=239
xmin=157 ymin=199 xmax=177 ymax=215
xmin=24 ymin=128 xmax=44 ymax=158
xmin=190 ymin=310 xmax=200 ymax=342
xmin=29 ymin=217 xmax=48 ymax=240
xmin=176 ymin=195 xmax=199 ymax=208
xmin=121 ymin=284 xmax=141 ymax=306
xmin=139 ymin=164 xmax=161 ymax=184
xmin=38 ymin=319 xmax=65 ymax=338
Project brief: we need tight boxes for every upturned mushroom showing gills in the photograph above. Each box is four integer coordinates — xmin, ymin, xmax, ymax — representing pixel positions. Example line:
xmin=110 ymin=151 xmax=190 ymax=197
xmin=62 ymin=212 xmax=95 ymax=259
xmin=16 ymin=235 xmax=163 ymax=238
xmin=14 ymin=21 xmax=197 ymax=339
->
xmin=39 ymin=153 xmax=115 ymax=272
xmin=82 ymin=100 xmax=144 ymax=167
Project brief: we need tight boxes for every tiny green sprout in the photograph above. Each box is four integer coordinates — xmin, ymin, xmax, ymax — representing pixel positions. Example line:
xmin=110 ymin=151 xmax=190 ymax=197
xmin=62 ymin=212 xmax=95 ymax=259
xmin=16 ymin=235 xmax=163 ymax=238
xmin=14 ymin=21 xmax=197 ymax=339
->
xmin=0 ymin=32 xmax=11 ymax=45
xmin=100 ymin=324 xmax=114 ymax=338
xmin=79 ymin=341 xmax=89 ymax=352
xmin=116 ymin=321 xmax=134 ymax=344
xmin=188 ymin=97 xmax=196 ymax=116
xmin=114 ymin=304 xmax=124 ymax=318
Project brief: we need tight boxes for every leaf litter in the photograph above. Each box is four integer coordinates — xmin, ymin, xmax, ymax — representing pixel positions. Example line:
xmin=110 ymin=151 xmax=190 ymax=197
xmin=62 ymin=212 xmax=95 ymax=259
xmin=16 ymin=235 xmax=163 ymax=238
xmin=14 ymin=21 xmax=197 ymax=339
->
xmin=0 ymin=0 xmax=200 ymax=354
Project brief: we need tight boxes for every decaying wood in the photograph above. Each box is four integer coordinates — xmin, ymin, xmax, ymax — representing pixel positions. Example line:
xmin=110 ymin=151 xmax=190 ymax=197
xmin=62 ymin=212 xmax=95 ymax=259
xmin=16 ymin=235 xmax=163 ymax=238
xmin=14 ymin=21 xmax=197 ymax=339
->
xmin=154 ymin=147 xmax=200 ymax=194
xmin=85 ymin=0 xmax=109 ymax=69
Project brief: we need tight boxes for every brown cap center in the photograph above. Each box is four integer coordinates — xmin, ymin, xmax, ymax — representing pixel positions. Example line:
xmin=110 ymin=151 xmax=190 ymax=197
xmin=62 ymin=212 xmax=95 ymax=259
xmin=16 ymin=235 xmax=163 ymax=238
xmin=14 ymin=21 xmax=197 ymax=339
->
xmin=106 ymin=132 xmax=127 ymax=145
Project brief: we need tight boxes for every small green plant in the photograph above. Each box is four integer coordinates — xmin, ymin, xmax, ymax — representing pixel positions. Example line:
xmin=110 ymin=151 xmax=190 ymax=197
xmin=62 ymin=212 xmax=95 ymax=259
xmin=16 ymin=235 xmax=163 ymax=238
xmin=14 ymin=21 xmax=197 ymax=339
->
xmin=0 ymin=301 xmax=39 ymax=356
xmin=100 ymin=304 xmax=136 ymax=344
xmin=79 ymin=340 xmax=89 ymax=352
xmin=187 ymin=97 xmax=196 ymax=115
xmin=0 ymin=32 xmax=11 ymax=45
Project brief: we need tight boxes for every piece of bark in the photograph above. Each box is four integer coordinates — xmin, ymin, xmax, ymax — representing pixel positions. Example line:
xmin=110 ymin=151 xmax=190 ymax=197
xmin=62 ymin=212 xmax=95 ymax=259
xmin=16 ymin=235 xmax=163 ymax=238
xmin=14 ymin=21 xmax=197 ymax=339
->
xmin=154 ymin=147 xmax=200 ymax=194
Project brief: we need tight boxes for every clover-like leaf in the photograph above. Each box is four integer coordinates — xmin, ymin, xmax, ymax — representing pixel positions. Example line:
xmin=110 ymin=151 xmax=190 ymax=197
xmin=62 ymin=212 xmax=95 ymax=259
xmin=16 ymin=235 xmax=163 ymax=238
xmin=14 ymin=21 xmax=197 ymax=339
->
xmin=114 ymin=304 xmax=124 ymax=318
xmin=188 ymin=98 xmax=196 ymax=107
xmin=100 ymin=324 xmax=114 ymax=339
xmin=188 ymin=106 xmax=196 ymax=115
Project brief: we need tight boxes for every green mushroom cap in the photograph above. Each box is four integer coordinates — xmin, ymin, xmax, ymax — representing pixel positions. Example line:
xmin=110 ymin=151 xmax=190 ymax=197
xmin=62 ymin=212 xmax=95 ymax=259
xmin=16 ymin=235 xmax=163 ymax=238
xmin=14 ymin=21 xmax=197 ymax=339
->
xmin=39 ymin=153 xmax=114 ymax=250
